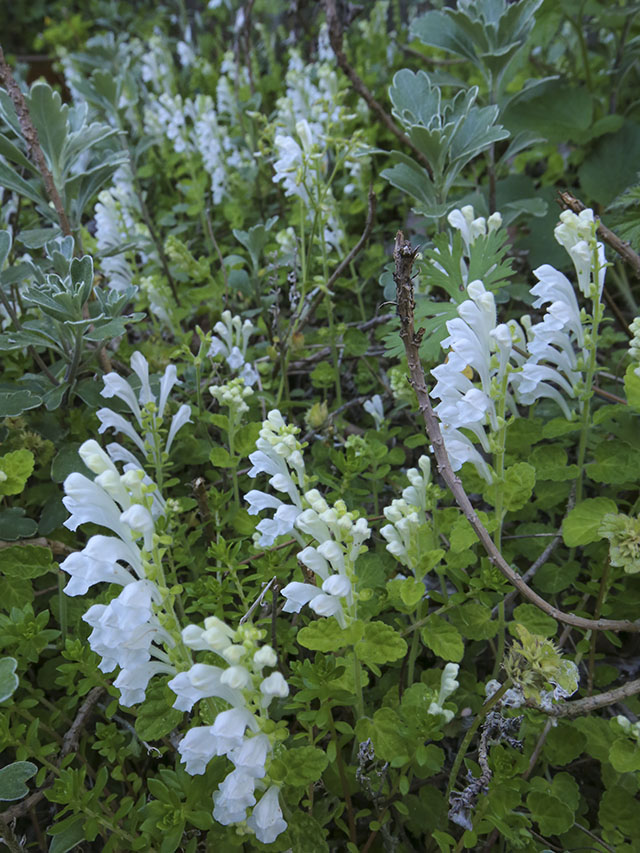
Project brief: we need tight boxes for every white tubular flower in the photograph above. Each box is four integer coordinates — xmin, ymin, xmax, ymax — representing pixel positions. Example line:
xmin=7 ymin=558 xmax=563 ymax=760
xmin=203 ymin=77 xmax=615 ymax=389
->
xmin=428 ymin=663 xmax=460 ymax=723
xmin=246 ymin=786 xmax=288 ymax=844
xmin=259 ymin=671 xmax=289 ymax=706
xmin=229 ymin=733 xmax=271 ymax=778
xmin=253 ymin=645 xmax=277 ymax=669
xmin=280 ymin=581 xmax=322 ymax=614
xmin=363 ymin=395 xmax=385 ymax=429
xmin=120 ymin=504 xmax=155 ymax=552
xmin=99 ymin=354 xmax=190 ymax=468
xmin=112 ymin=660 xmax=174 ymax=708
xmin=447 ymin=205 xmax=498 ymax=254
xmin=210 ymin=376 xmax=254 ymax=416
xmin=168 ymin=663 xmax=246 ymax=712
xmin=273 ymin=134 xmax=308 ymax=204
xmin=60 ymin=534 xmax=143 ymax=596
xmin=554 ymin=208 xmax=606 ymax=297
xmin=402 ymin=455 xmax=431 ymax=511
xmin=381 ymin=498 xmax=422 ymax=569
xmin=63 ymin=473 xmax=132 ymax=536
xmin=221 ymin=665 xmax=253 ymax=691
xmin=209 ymin=311 xmax=258 ymax=384
xmin=212 ymin=769 xmax=257 ymax=825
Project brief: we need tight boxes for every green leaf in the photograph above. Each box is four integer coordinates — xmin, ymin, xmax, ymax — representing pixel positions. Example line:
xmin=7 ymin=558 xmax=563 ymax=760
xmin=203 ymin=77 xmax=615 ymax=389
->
xmin=358 ymin=707 xmax=410 ymax=763
xmin=47 ymin=816 xmax=86 ymax=853
xmin=0 ymin=390 xmax=43 ymax=417
xmin=624 ymin=364 xmax=640 ymax=412
xmin=586 ymin=440 xmax=640 ymax=484
xmin=0 ymin=161 xmax=52 ymax=211
xmin=484 ymin=462 xmax=535 ymax=512
xmin=297 ymin=619 xmax=363 ymax=652
xmin=51 ymin=444 xmax=87 ymax=484
xmin=609 ymin=739 xmax=640 ymax=773
xmin=27 ymin=82 xmax=68 ymax=174
xmin=134 ymin=684 xmax=182 ymax=739
xmin=0 ymin=508 xmax=38 ymax=540
xmin=562 ymin=498 xmax=618 ymax=547
xmin=510 ymin=604 xmax=558 ymax=639
xmin=421 ymin=616 xmax=464 ymax=662
xmin=0 ymin=545 xmax=55 ymax=579
xmin=529 ymin=445 xmax=579 ymax=481
xmin=355 ymin=622 xmax=407 ymax=666
xmin=503 ymin=80 xmax=593 ymax=144
xmin=579 ymin=122 xmax=640 ymax=206
xmin=209 ymin=446 xmax=237 ymax=468
xmin=526 ymin=791 xmax=573 ymax=835
xmin=284 ymin=746 xmax=329 ymax=787
xmin=285 ymin=812 xmax=329 ymax=853
xmin=449 ymin=603 xmax=497 ymax=640
xmin=0 ymin=449 xmax=35 ymax=496
xmin=0 ymin=657 xmax=19 ymax=702
xmin=0 ymin=229 xmax=11 ymax=267
xmin=599 ymin=787 xmax=640 ymax=837
xmin=542 ymin=721 xmax=586 ymax=766
xmin=0 ymin=761 xmax=38 ymax=801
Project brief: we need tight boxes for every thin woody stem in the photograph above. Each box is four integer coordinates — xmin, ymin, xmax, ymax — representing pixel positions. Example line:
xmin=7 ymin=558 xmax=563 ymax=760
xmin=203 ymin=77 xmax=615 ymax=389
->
xmin=0 ymin=45 xmax=72 ymax=237
xmin=323 ymin=0 xmax=434 ymax=179
xmin=392 ymin=230 xmax=639 ymax=635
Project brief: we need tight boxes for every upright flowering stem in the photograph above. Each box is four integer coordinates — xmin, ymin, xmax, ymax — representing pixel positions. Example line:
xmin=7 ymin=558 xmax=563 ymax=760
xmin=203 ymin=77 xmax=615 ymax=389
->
xmin=575 ymin=269 xmax=604 ymax=506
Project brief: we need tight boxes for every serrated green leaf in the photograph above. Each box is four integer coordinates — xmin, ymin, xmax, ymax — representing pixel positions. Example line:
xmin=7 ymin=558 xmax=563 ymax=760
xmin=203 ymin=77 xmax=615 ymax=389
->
xmin=134 ymin=684 xmax=182 ymax=739
xmin=510 ymin=604 xmax=558 ymax=638
xmin=421 ymin=616 xmax=464 ymax=662
xmin=542 ymin=721 xmax=586 ymax=766
xmin=209 ymin=446 xmax=237 ymax=468
xmin=586 ymin=440 xmax=640 ymax=484
xmin=484 ymin=461 xmax=535 ymax=512
xmin=562 ymin=498 xmax=618 ymax=547
xmin=284 ymin=746 xmax=329 ymax=787
xmin=527 ymin=791 xmax=573 ymax=835
xmin=0 ymin=545 xmax=55 ymax=579
xmin=609 ymin=739 xmax=640 ymax=773
xmin=529 ymin=445 xmax=579 ymax=481
xmin=355 ymin=622 xmax=407 ymax=666
xmin=297 ymin=619 xmax=363 ymax=652
xmin=0 ymin=449 xmax=35 ymax=496
xmin=449 ymin=602 xmax=497 ymax=640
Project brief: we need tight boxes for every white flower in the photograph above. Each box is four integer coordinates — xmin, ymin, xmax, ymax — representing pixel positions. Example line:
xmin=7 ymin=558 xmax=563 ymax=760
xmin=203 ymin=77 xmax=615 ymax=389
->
xmin=363 ymin=394 xmax=385 ymax=429
xmin=228 ymin=732 xmax=271 ymax=778
xmin=168 ymin=663 xmax=246 ymax=712
xmin=247 ymin=785 xmax=288 ymax=844
xmin=178 ymin=708 xmax=260 ymax=775
xmin=212 ymin=769 xmax=257 ymax=825
xmin=60 ymin=534 xmax=142 ymax=596
xmin=428 ymin=663 xmax=460 ymax=723
xmin=259 ymin=671 xmax=289 ymax=706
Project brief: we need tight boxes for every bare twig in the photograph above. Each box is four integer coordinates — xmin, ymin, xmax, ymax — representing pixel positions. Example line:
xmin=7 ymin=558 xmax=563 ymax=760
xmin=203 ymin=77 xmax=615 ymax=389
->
xmin=558 ymin=190 xmax=640 ymax=280
xmin=0 ymin=687 xmax=104 ymax=822
xmin=532 ymin=676 xmax=640 ymax=717
xmin=392 ymin=230 xmax=640 ymax=634
xmin=323 ymin=0 xmax=433 ymax=178
xmin=297 ymin=186 xmax=377 ymax=333
xmin=0 ymin=45 xmax=71 ymax=237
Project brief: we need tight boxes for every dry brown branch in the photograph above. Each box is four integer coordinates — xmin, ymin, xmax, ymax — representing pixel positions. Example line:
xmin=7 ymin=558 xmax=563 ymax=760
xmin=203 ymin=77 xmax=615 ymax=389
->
xmin=392 ymin=229 xmax=640 ymax=634
xmin=0 ymin=45 xmax=71 ymax=237
xmin=323 ymin=0 xmax=433 ymax=178
xmin=532 ymin=677 xmax=640 ymax=718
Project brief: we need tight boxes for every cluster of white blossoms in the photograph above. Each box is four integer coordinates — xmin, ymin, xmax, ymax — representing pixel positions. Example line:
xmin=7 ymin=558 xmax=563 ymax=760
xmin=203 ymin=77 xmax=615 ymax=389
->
xmin=61 ymin=358 xmax=290 ymax=843
xmin=170 ymin=618 xmax=289 ymax=843
xmin=428 ymin=663 xmax=460 ymax=723
xmin=380 ymin=456 xmax=433 ymax=571
xmin=97 ymin=352 xmax=192 ymax=476
xmin=60 ymin=440 xmax=176 ymax=707
xmin=245 ymin=410 xmax=307 ymax=548
xmin=208 ymin=310 xmax=259 ymax=386
xmin=431 ymin=208 xmax=606 ymax=482
xmin=210 ymin=377 xmax=254 ymax=417
xmin=246 ymin=411 xmax=371 ymax=627
xmin=431 ymin=278 xmax=522 ymax=482
xmin=447 ymin=205 xmax=503 ymax=255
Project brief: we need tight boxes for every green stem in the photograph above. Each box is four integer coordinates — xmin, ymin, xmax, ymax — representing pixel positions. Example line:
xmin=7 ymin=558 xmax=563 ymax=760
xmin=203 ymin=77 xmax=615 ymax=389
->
xmin=228 ymin=414 xmax=240 ymax=507
xmin=491 ymin=599 xmax=505 ymax=680
xmin=328 ymin=709 xmax=357 ymax=844
xmin=406 ymin=600 xmax=423 ymax=688
xmin=575 ymin=243 xmax=605 ymax=504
